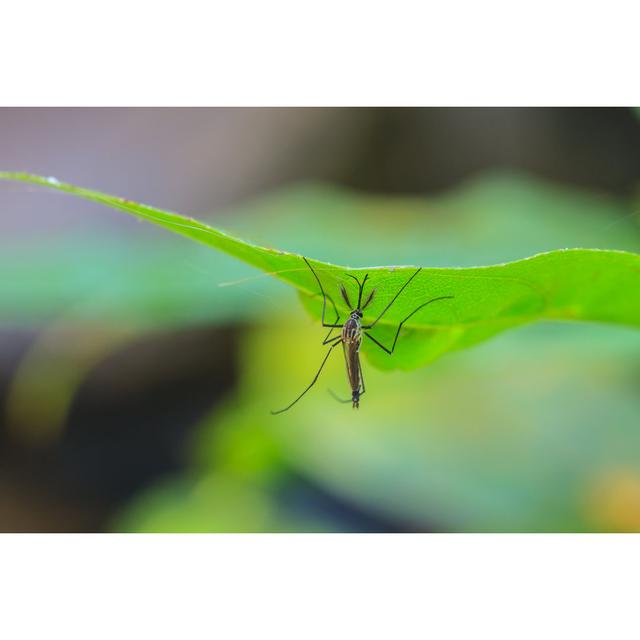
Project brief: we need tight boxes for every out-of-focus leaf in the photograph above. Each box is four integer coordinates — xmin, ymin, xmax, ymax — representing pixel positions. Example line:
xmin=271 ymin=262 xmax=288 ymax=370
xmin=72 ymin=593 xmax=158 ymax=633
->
xmin=1 ymin=172 xmax=639 ymax=370
xmin=113 ymin=471 xmax=332 ymax=533
xmin=0 ymin=237 xmax=287 ymax=327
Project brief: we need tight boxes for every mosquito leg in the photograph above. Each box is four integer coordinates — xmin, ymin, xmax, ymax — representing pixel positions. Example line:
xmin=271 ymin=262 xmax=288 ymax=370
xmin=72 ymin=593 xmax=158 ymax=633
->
xmin=271 ymin=341 xmax=341 ymax=415
xmin=303 ymin=256 xmax=343 ymax=328
xmin=323 ymin=328 xmax=335 ymax=343
xmin=362 ymin=267 xmax=422 ymax=330
xmin=322 ymin=334 xmax=343 ymax=346
xmin=327 ymin=291 xmax=340 ymax=324
xmin=364 ymin=331 xmax=393 ymax=355
xmin=364 ymin=295 xmax=454 ymax=354
xmin=321 ymin=293 xmax=341 ymax=343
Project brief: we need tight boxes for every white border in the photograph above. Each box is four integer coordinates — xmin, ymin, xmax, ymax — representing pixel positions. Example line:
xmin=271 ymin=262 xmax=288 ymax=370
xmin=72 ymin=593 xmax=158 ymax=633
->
xmin=0 ymin=534 xmax=638 ymax=639
xmin=1 ymin=1 xmax=639 ymax=105
xmin=2 ymin=2 xmax=640 ymax=637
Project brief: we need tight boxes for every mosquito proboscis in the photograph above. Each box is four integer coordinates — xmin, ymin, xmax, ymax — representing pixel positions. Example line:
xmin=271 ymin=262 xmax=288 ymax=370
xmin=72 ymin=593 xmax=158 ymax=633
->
xmin=270 ymin=257 xmax=453 ymax=414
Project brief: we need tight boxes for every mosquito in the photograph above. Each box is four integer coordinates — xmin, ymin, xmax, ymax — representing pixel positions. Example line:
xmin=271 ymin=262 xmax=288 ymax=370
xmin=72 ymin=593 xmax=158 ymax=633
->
xmin=270 ymin=257 xmax=453 ymax=414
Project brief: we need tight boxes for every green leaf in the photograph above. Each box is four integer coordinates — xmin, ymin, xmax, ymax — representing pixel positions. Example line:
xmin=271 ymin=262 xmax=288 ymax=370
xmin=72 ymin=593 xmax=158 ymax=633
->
xmin=1 ymin=171 xmax=639 ymax=370
xmin=3 ymin=173 xmax=637 ymax=328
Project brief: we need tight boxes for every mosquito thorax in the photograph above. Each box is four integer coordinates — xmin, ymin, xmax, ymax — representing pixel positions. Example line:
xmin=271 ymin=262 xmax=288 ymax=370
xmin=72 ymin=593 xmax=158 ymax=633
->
xmin=343 ymin=311 xmax=363 ymax=345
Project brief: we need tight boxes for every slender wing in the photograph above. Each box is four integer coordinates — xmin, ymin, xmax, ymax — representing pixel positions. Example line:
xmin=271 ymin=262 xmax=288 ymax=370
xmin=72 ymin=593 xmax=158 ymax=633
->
xmin=342 ymin=340 xmax=362 ymax=394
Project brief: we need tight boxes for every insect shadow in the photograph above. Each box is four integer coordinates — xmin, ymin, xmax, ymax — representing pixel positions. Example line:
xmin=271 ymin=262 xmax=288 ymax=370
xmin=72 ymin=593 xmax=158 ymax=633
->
xmin=271 ymin=258 xmax=454 ymax=414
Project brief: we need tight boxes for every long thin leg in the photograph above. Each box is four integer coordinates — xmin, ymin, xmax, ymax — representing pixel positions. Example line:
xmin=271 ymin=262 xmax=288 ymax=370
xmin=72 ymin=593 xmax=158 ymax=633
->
xmin=362 ymin=267 xmax=422 ymax=330
xmin=364 ymin=332 xmax=393 ymax=355
xmin=322 ymin=294 xmax=341 ymax=343
xmin=303 ymin=256 xmax=343 ymax=329
xmin=326 ymin=290 xmax=340 ymax=324
xmin=271 ymin=340 xmax=341 ymax=415
xmin=364 ymin=295 xmax=454 ymax=354
xmin=358 ymin=358 xmax=365 ymax=396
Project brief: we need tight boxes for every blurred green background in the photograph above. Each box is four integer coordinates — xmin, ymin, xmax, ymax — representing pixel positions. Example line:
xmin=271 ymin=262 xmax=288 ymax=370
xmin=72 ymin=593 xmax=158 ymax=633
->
xmin=1 ymin=108 xmax=639 ymax=532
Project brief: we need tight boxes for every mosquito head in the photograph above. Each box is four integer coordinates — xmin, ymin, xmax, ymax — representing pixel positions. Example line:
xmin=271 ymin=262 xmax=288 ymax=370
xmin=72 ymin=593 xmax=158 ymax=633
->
xmin=352 ymin=389 xmax=360 ymax=409
xmin=352 ymin=309 xmax=363 ymax=319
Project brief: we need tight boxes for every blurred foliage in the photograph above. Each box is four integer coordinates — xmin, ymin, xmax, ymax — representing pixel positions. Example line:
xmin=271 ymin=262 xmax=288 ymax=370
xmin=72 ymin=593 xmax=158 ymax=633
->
xmin=117 ymin=317 xmax=640 ymax=532
xmin=1 ymin=172 xmax=639 ymax=372
xmin=5 ymin=323 xmax=138 ymax=446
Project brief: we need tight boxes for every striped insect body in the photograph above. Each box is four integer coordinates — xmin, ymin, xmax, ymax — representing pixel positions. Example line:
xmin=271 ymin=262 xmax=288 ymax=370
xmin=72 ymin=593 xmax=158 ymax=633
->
xmin=341 ymin=312 xmax=363 ymax=408
xmin=342 ymin=312 xmax=363 ymax=345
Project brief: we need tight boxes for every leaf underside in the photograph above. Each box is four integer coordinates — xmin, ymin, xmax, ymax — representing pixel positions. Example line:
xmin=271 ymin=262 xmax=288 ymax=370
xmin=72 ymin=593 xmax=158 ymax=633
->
xmin=1 ymin=171 xmax=639 ymax=370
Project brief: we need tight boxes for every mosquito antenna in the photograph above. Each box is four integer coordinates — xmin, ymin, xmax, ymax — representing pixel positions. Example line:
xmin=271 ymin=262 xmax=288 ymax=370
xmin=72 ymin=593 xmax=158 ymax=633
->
xmin=271 ymin=341 xmax=340 ymax=415
xmin=357 ymin=273 xmax=369 ymax=309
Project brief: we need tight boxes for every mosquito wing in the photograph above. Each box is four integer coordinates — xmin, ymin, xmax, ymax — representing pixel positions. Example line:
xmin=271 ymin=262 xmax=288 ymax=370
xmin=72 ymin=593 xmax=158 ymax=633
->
xmin=342 ymin=340 xmax=362 ymax=394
